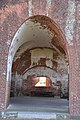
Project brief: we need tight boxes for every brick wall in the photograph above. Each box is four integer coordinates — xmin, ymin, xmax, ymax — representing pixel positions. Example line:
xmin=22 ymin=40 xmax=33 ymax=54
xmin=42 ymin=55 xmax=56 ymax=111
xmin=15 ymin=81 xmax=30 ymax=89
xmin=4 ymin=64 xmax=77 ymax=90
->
xmin=0 ymin=0 xmax=80 ymax=116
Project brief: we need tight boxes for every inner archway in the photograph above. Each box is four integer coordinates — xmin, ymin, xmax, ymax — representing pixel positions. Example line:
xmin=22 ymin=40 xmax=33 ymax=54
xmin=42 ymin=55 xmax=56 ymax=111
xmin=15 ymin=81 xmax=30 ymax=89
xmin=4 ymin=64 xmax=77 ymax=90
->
xmin=6 ymin=15 xmax=69 ymax=113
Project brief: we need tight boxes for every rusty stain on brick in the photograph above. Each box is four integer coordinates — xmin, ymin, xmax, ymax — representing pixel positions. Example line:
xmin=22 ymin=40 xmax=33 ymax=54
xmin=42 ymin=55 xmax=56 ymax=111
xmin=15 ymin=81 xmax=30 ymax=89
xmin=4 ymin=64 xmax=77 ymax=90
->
xmin=51 ymin=36 xmax=66 ymax=55
xmin=38 ymin=58 xmax=46 ymax=66
xmin=12 ymin=50 xmax=31 ymax=74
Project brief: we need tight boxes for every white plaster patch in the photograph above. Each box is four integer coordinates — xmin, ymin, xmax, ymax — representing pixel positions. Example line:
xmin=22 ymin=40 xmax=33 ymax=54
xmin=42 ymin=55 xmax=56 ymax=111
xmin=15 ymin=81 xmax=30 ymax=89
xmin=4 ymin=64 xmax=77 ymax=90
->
xmin=28 ymin=0 xmax=33 ymax=16
xmin=46 ymin=0 xmax=52 ymax=16
xmin=30 ymin=48 xmax=53 ymax=68
xmin=2 ymin=73 xmax=6 ymax=76
xmin=13 ymin=21 xmax=54 ymax=61
xmin=6 ymin=39 xmax=11 ymax=46
xmin=23 ymin=67 xmax=57 ymax=82
xmin=65 ymin=0 xmax=76 ymax=45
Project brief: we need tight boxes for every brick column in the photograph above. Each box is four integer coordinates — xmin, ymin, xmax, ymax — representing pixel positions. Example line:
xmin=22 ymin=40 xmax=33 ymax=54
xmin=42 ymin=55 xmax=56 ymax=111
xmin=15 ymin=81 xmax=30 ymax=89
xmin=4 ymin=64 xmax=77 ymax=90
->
xmin=0 ymin=53 xmax=7 ymax=111
xmin=69 ymin=45 xmax=80 ymax=116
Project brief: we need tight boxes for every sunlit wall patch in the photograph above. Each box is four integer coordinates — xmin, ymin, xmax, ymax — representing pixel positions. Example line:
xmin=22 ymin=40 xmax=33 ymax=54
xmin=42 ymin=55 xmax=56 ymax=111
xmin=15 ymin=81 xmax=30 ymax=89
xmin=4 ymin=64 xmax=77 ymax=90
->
xmin=35 ymin=77 xmax=47 ymax=87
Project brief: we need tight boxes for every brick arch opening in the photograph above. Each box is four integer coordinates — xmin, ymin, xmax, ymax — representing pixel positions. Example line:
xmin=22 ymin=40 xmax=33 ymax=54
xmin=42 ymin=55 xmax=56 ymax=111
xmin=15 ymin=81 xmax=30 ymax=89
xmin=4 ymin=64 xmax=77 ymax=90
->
xmin=6 ymin=15 xmax=69 ymax=112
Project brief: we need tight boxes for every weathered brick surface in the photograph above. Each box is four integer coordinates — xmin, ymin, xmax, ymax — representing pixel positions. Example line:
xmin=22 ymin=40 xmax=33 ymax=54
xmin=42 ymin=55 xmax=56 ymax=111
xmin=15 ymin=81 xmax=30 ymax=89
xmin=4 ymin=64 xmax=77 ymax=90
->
xmin=0 ymin=0 xmax=80 ymax=117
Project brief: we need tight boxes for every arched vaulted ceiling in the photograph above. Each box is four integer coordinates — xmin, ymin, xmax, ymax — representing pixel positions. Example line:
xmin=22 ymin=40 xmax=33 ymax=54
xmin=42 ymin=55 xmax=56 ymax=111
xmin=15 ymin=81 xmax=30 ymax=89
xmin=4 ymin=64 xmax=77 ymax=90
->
xmin=7 ymin=15 xmax=67 ymax=81
xmin=9 ymin=15 xmax=67 ymax=61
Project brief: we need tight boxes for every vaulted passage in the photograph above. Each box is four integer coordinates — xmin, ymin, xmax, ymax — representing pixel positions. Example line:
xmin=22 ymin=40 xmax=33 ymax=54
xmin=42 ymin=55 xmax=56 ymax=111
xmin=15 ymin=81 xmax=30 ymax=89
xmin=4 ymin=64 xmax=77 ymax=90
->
xmin=6 ymin=15 xmax=69 ymax=113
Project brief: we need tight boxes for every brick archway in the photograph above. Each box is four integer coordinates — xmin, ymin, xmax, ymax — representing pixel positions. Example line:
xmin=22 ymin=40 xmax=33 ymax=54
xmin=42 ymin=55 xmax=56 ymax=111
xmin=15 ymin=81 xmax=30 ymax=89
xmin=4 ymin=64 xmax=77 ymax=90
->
xmin=0 ymin=0 xmax=79 ymax=117
xmin=6 ymin=15 xmax=69 ymax=113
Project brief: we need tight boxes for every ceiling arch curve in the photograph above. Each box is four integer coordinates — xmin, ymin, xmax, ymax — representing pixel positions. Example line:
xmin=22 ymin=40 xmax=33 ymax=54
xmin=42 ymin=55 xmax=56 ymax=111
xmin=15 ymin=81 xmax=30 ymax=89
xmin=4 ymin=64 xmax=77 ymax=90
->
xmin=7 ymin=15 xmax=68 ymax=82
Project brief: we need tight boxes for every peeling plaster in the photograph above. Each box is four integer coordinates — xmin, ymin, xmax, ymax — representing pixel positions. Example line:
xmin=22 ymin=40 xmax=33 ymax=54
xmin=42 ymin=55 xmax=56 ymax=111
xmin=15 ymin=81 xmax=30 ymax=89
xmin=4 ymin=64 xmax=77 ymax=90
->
xmin=65 ymin=0 xmax=76 ymax=45
xmin=12 ymin=47 xmax=68 ymax=76
xmin=30 ymin=48 xmax=53 ymax=68
xmin=22 ymin=65 xmax=68 ymax=91
xmin=23 ymin=66 xmax=57 ymax=81
xmin=10 ymin=20 xmax=54 ymax=62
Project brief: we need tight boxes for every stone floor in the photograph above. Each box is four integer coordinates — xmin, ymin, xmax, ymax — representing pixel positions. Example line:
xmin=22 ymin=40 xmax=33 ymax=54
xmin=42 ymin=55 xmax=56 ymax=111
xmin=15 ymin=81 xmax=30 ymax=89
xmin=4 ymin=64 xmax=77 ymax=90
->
xmin=0 ymin=115 xmax=80 ymax=120
xmin=0 ymin=96 xmax=79 ymax=120
xmin=6 ymin=96 xmax=69 ymax=113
